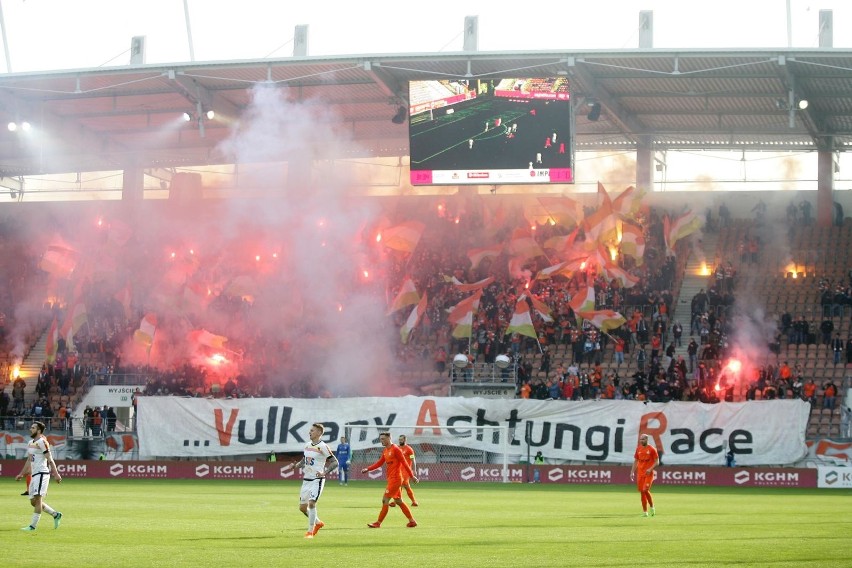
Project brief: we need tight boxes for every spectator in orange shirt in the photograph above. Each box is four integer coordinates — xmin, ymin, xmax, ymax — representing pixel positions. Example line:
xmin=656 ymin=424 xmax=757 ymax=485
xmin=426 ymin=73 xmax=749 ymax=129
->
xmin=361 ymin=432 xmax=418 ymax=528
xmin=802 ymin=378 xmax=817 ymax=404
xmin=650 ymin=334 xmax=662 ymax=360
xmin=630 ymin=434 xmax=659 ymax=517
xmin=519 ymin=381 xmax=531 ymax=399
xmin=779 ymin=362 xmax=792 ymax=381
xmin=561 ymin=378 xmax=574 ymax=401
xmin=822 ymin=380 xmax=837 ymax=411
xmin=614 ymin=337 xmax=625 ymax=366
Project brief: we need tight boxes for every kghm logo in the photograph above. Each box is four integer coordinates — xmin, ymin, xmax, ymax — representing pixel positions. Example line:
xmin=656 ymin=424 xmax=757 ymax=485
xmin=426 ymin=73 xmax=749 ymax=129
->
xmin=109 ymin=463 xmax=124 ymax=477
xmin=280 ymin=465 xmax=296 ymax=478
xmin=548 ymin=468 xmax=564 ymax=482
xmin=660 ymin=470 xmax=706 ymax=484
xmin=734 ymin=471 xmax=750 ymax=485
xmin=460 ymin=467 xmax=476 ymax=481
xmin=367 ymin=468 xmax=383 ymax=480
xmin=825 ymin=471 xmax=838 ymax=485
xmin=195 ymin=464 xmax=210 ymax=478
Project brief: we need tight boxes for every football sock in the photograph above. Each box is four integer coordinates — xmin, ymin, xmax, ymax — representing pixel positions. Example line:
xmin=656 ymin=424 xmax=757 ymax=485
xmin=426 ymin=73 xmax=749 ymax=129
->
xmin=645 ymin=491 xmax=654 ymax=508
xmin=377 ymin=504 xmax=389 ymax=523
xmin=398 ymin=501 xmax=413 ymax=520
xmin=31 ymin=513 xmax=41 ymax=527
xmin=640 ymin=493 xmax=648 ymax=511
xmin=307 ymin=508 xmax=317 ymax=531
xmin=42 ymin=504 xmax=57 ymax=516
xmin=406 ymin=487 xmax=416 ymax=502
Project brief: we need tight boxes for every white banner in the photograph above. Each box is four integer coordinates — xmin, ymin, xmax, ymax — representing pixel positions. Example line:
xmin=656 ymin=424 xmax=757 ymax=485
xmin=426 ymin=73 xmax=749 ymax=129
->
xmin=137 ymin=397 xmax=809 ymax=465
xmin=817 ymin=466 xmax=852 ymax=488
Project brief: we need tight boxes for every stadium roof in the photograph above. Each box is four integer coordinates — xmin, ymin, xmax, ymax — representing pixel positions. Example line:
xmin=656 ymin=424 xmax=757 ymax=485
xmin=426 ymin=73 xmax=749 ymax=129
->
xmin=1 ymin=48 xmax=851 ymax=176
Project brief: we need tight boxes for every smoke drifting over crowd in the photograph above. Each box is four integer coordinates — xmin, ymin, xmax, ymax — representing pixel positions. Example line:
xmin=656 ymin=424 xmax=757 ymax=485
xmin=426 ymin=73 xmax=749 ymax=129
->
xmin=3 ymin=84 xmax=401 ymax=396
xmin=0 ymin=75 xmax=838 ymax=402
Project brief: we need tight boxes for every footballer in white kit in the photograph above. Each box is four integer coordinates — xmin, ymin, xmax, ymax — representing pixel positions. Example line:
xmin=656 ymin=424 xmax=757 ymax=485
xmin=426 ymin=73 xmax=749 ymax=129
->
xmin=298 ymin=423 xmax=338 ymax=538
xmin=15 ymin=421 xmax=63 ymax=531
xmin=300 ymin=439 xmax=335 ymax=500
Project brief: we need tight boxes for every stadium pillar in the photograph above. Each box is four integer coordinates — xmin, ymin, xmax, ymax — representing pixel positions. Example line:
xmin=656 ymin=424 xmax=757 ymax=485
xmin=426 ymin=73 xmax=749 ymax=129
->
xmin=169 ymin=172 xmax=203 ymax=202
xmin=639 ymin=11 xmax=653 ymax=48
xmin=122 ymin=165 xmax=144 ymax=202
xmin=463 ymin=16 xmax=479 ymax=52
xmin=635 ymin=136 xmax=653 ymax=193
xmin=819 ymin=10 xmax=833 ymax=48
xmin=130 ymin=36 xmax=146 ymax=65
xmin=816 ymin=146 xmax=834 ymax=227
xmin=293 ymin=25 xmax=309 ymax=56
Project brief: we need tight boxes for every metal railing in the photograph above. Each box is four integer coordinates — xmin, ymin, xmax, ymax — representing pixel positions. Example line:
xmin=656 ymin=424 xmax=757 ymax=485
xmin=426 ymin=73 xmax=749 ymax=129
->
xmin=449 ymin=361 xmax=517 ymax=383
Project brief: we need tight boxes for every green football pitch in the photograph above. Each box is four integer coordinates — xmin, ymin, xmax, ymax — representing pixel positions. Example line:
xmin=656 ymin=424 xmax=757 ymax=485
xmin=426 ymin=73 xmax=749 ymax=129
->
xmin=3 ymin=478 xmax=849 ymax=567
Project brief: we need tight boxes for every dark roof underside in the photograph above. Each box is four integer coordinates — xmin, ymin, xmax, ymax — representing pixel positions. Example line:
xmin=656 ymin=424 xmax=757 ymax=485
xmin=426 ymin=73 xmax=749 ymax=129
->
xmin=0 ymin=48 xmax=850 ymax=176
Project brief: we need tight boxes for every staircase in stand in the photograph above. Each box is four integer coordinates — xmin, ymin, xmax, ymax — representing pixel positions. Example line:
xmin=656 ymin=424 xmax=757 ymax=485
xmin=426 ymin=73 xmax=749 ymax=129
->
xmin=18 ymin=329 xmax=49 ymax=408
xmin=672 ymin=232 xmax=719 ymax=359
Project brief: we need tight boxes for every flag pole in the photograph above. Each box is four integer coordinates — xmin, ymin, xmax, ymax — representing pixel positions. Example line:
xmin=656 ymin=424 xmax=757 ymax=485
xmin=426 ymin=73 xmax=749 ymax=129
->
xmin=146 ymin=329 xmax=155 ymax=371
xmin=527 ymin=295 xmax=544 ymax=355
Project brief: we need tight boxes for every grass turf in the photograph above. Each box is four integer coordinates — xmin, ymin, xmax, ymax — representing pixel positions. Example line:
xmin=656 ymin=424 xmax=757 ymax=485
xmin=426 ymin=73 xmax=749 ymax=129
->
xmin=3 ymin=479 xmax=850 ymax=567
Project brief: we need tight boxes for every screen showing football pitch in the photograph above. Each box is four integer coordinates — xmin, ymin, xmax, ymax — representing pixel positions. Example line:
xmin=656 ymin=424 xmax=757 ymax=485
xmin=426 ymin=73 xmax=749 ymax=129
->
xmin=408 ymin=77 xmax=574 ymax=186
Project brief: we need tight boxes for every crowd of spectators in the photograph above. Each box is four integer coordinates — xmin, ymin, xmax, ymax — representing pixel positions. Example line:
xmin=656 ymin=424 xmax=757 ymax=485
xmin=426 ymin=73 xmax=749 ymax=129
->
xmin=0 ymin=200 xmax=847 ymax=425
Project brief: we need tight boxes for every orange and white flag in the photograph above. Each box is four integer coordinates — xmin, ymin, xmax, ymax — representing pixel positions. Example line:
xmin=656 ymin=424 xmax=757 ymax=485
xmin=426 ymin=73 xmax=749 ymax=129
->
xmin=453 ymin=276 xmax=494 ymax=293
xmin=467 ymin=244 xmax=503 ymax=269
xmin=604 ymin=263 xmax=640 ymax=289
xmin=400 ymin=293 xmax=428 ymax=344
xmin=448 ymin=291 xmax=482 ymax=339
xmin=536 ymin=260 xmax=571 ymax=280
xmin=45 ymin=317 xmax=60 ymax=363
xmin=577 ymin=309 xmax=627 ymax=332
xmin=582 ymin=183 xmax=618 ymax=247
xmin=665 ymin=210 xmax=703 ymax=253
xmin=537 ymin=195 xmax=584 ymax=226
xmin=508 ymin=228 xmax=545 ymax=260
xmin=612 ymin=185 xmax=642 ymax=219
xmin=188 ymin=329 xmax=228 ymax=349
xmin=530 ymin=296 xmax=554 ymax=323
xmin=620 ymin=222 xmax=645 ymax=265
xmin=387 ymin=277 xmax=420 ymax=314
xmin=569 ymin=285 xmax=596 ymax=314
xmin=133 ymin=313 xmax=158 ymax=347
xmin=380 ymin=221 xmax=425 ymax=253
xmin=39 ymin=243 xmax=79 ymax=278
xmin=59 ymin=301 xmax=88 ymax=349
xmin=505 ymin=296 xmax=537 ymax=339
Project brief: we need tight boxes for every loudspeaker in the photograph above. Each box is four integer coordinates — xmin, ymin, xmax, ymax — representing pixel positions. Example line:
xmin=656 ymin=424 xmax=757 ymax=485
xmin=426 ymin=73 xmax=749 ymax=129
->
xmin=391 ymin=106 xmax=407 ymax=124
xmin=588 ymin=102 xmax=602 ymax=122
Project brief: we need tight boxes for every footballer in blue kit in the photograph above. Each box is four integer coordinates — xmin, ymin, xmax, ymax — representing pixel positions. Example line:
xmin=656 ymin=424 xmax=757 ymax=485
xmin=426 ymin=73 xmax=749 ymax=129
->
xmin=336 ymin=436 xmax=351 ymax=485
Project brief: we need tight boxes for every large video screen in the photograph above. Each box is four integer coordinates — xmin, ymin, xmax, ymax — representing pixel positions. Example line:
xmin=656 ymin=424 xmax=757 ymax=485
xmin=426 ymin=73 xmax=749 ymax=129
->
xmin=408 ymin=77 xmax=573 ymax=186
